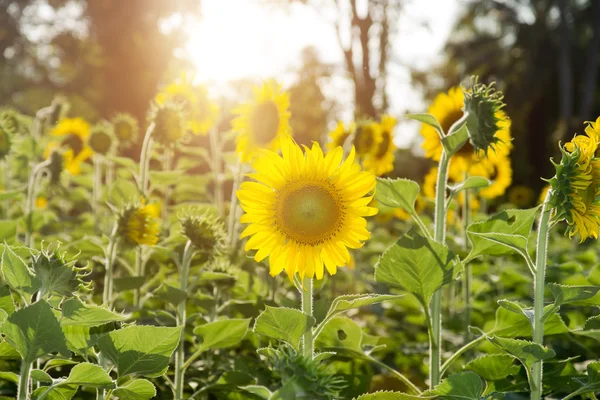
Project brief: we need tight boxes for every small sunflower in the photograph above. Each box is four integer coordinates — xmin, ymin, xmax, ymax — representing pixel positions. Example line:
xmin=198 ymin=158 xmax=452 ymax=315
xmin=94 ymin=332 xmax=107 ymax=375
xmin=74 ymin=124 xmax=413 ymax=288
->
xmin=548 ymin=118 xmax=600 ymax=241
xmin=112 ymin=113 xmax=139 ymax=146
xmin=36 ymin=197 xmax=48 ymax=209
xmin=233 ymin=80 xmax=291 ymax=162
xmin=151 ymin=102 xmax=185 ymax=146
xmin=47 ymin=118 xmax=93 ymax=175
xmin=180 ymin=210 xmax=226 ymax=258
xmin=327 ymin=121 xmax=354 ymax=151
xmin=353 ymin=120 xmax=381 ymax=157
xmin=118 ymin=199 xmax=161 ymax=246
xmin=89 ymin=122 xmax=115 ymax=155
xmin=362 ymin=115 xmax=397 ymax=176
xmin=237 ymin=135 xmax=377 ymax=280
xmin=156 ymin=77 xmax=219 ymax=136
xmin=508 ymin=185 xmax=535 ymax=208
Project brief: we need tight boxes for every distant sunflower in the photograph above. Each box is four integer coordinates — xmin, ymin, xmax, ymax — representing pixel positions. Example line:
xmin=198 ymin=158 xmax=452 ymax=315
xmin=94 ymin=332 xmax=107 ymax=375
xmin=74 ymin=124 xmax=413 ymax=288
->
xmin=112 ymin=114 xmax=138 ymax=146
xmin=237 ymin=135 xmax=377 ymax=280
xmin=118 ymin=199 xmax=161 ymax=246
xmin=327 ymin=121 xmax=354 ymax=151
xmin=465 ymin=155 xmax=513 ymax=200
xmin=548 ymin=118 xmax=600 ymax=241
xmin=353 ymin=120 xmax=381 ymax=157
xmin=508 ymin=185 xmax=535 ymax=208
xmin=156 ymin=77 xmax=219 ymax=136
xmin=47 ymin=118 xmax=93 ymax=175
xmin=233 ymin=80 xmax=291 ymax=162
xmin=420 ymin=87 xmax=512 ymax=168
xmin=362 ymin=115 xmax=397 ymax=176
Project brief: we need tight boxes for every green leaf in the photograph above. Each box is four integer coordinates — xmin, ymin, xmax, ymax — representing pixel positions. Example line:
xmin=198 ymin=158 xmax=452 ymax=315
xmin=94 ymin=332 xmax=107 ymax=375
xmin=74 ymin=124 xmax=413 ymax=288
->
xmin=375 ymin=231 xmax=460 ymax=307
xmin=449 ymin=176 xmax=491 ymax=193
xmin=1 ymin=300 xmax=69 ymax=362
xmin=107 ymin=178 xmax=140 ymax=207
xmin=375 ymin=178 xmax=420 ymax=215
xmin=113 ymin=379 xmax=156 ymax=400
xmin=354 ymin=391 xmax=427 ymax=400
xmin=324 ymin=294 xmax=404 ymax=321
xmin=0 ymin=371 xmax=18 ymax=384
xmin=315 ymin=316 xmax=363 ymax=354
xmin=569 ymin=362 xmax=600 ymax=397
xmin=193 ymin=318 xmax=251 ymax=352
xmin=463 ymin=354 xmax=519 ymax=381
xmin=489 ymin=304 xmax=568 ymax=338
xmin=32 ymin=385 xmax=77 ymax=400
xmin=0 ymin=285 xmax=15 ymax=315
xmin=548 ymin=283 xmax=600 ymax=307
xmin=152 ymin=284 xmax=187 ymax=306
xmin=97 ymin=325 xmax=181 ymax=378
xmin=31 ymin=369 xmax=53 ymax=383
xmin=0 ymin=341 xmax=20 ymax=358
xmin=113 ymin=277 xmax=146 ymax=292
xmin=405 ymin=113 xmax=444 ymax=137
xmin=487 ymin=336 xmax=555 ymax=371
xmin=254 ymin=306 xmax=314 ymax=350
xmin=241 ymin=385 xmax=272 ymax=398
xmin=466 ymin=208 xmax=538 ymax=262
xmin=1 ymin=245 xmax=40 ymax=301
xmin=61 ymin=362 xmax=114 ymax=388
xmin=0 ymin=220 xmax=17 ymax=242
xmin=431 ymin=371 xmax=484 ymax=399
xmin=441 ymin=123 xmax=469 ymax=155
xmin=60 ymin=298 xmax=126 ymax=327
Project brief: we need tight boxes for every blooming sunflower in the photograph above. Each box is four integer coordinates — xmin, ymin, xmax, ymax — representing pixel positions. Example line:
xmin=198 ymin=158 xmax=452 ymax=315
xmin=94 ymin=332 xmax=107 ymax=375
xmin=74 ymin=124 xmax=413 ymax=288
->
xmin=47 ymin=118 xmax=93 ymax=175
xmin=327 ymin=121 xmax=354 ymax=151
xmin=237 ymin=135 xmax=377 ymax=280
xmin=233 ymin=80 xmax=291 ymax=162
xmin=118 ymin=199 xmax=161 ymax=246
xmin=362 ymin=115 xmax=397 ymax=176
xmin=548 ymin=118 xmax=600 ymax=241
xmin=156 ymin=77 xmax=219 ymax=136
xmin=353 ymin=120 xmax=381 ymax=157
xmin=420 ymin=87 xmax=512 ymax=167
xmin=464 ymin=155 xmax=513 ymax=200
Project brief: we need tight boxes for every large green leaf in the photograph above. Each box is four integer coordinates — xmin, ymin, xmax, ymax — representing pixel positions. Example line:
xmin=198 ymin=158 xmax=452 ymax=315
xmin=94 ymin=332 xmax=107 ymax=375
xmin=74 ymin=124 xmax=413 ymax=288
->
xmin=466 ymin=208 xmax=538 ymax=262
xmin=567 ymin=362 xmax=600 ymax=397
xmin=97 ymin=325 xmax=181 ymax=378
xmin=1 ymin=300 xmax=69 ymax=362
xmin=0 ymin=220 xmax=17 ymax=242
xmin=430 ymin=371 xmax=484 ymax=399
xmin=487 ymin=337 xmax=555 ymax=372
xmin=32 ymin=385 xmax=77 ymax=400
xmin=1 ymin=245 xmax=40 ymax=301
xmin=488 ymin=305 xmax=569 ymax=338
xmin=193 ymin=318 xmax=251 ymax=353
xmin=323 ymin=294 xmax=404 ymax=322
xmin=463 ymin=354 xmax=519 ymax=381
xmin=547 ymin=283 xmax=600 ymax=307
xmin=375 ymin=231 xmax=460 ymax=307
xmin=0 ymin=285 xmax=15 ymax=315
xmin=315 ymin=316 xmax=363 ymax=354
xmin=60 ymin=298 xmax=126 ymax=327
xmin=61 ymin=362 xmax=114 ymax=388
xmin=405 ymin=113 xmax=444 ymax=136
xmin=254 ymin=306 xmax=314 ymax=350
xmin=0 ymin=341 xmax=20 ymax=358
xmin=441 ymin=122 xmax=469 ymax=155
xmin=375 ymin=178 xmax=420 ymax=215
xmin=449 ymin=176 xmax=491 ymax=193
xmin=113 ymin=379 xmax=156 ymax=400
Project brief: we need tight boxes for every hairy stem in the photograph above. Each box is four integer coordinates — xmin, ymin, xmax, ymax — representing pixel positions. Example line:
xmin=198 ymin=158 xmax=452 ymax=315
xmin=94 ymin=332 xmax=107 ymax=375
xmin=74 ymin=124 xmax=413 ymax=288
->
xmin=17 ymin=360 xmax=32 ymax=400
xmin=302 ymin=277 xmax=314 ymax=359
xmin=175 ymin=240 xmax=194 ymax=400
xmin=463 ymin=187 xmax=472 ymax=344
xmin=208 ymin=128 xmax=224 ymax=218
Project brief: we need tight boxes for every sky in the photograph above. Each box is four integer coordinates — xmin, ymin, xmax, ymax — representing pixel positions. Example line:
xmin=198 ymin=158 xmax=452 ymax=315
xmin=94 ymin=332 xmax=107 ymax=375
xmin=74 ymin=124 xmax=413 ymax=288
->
xmin=184 ymin=0 xmax=461 ymax=147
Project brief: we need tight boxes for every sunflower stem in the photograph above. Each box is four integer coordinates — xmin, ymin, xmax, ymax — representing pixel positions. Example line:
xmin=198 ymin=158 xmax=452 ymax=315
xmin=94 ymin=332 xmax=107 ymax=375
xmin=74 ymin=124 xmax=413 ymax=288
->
xmin=25 ymin=159 xmax=51 ymax=247
xmin=161 ymin=148 xmax=174 ymax=221
xmin=430 ymin=149 xmax=449 ymax=388
xmin=138 ymin=122 xmax=155 ymax=196
xmin=2 ymin=158 xmax=10 ymax=218
xmin=462 ymin=187 xmax=472 ymax=345
xmin=175 ymin=240 xmax=194 ymax=400
xmin=133 ymin=246 xmax=144 ymax=309
xmin=302 ymin=277 xmax=314 ymax=359
xmin=92 ymin=155 xmax=103 ymax=234
xmin=209 ymin=127 xmax=224 ymax=218
xmin=103 ymin=223 xmax=119 ymax=307
xmin=17 ymin=359 xmax=32 ymax=400
xmin=531 ymin=193 xmax=552 ymax=400
xmin=228 ymin=161 xmax=243 ymax=251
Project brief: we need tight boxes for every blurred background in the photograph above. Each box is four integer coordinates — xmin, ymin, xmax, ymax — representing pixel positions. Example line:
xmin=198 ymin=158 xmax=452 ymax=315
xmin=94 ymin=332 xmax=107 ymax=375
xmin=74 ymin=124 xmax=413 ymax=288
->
xmin=0 ymin=0 xmax=598 ymax=197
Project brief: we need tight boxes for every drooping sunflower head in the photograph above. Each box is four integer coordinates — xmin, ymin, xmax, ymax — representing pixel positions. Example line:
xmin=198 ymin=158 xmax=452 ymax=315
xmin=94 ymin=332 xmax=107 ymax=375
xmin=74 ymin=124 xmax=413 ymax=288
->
xmin=156 ymin=78 xmax=219 ymax=136
xmin=327 ymin=121 xmax=354 ymax=151
xmin=180 ymin=209 xmax=226 ymax=259
xmin=547 ymin=120 xmax=600 ymax=241
xmin=88 ymin=122 xmax=115 ymax=155
xmin=233 ymin=80 xmax=291 ymax=162
xmin=362 ymin=115 xmax=397 ymax=176
xmin=463 ymin=78 xmax=508 ymax=155
xmin=112 ymin=113 xmax=139 ymax=146
xmin=49 ymin=96 xmax=70 ymax=125
xmin=47 ymin=118 xmax=93 ymax=175
xmin=118 ymin=198 xmax=161 ymax=247
xmin=237 ymin=135 xmax=377 ymax=280
xmin=352 ymin=120 xmax=381 ymax=157
xmin=150 ymin=102 xmax=185 ymax=146
xmin=0 ymin=120 xmax=12 ymax=160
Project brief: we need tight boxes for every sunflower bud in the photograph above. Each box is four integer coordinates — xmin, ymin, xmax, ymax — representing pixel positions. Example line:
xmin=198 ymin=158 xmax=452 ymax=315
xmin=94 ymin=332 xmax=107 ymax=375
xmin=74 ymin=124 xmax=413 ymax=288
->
xmin=462 ymin=77 xmax=507 ymax=155
xmin=89 ymin=122 xmax=115 ymax=155
xmin=0 ymin=121 xmax=12 ymax=160
xmin=118 ymin=199 xmax=161 ymax=246
xmin=151 ymin=102 xmax=185 ymax=146
xmin=180 ymin=210 xmax=226 ymax=258
xmin=47 ymin=149 xmax=64 ymax=184
xmin=49 ymin=96 xmax=69 ymax=125
xmin=112 ymin=113 xmax=139 ymax=146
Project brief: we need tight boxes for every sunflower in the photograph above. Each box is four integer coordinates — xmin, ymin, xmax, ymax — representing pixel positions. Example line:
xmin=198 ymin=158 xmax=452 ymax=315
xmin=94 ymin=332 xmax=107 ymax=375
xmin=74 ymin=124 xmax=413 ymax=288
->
xmin=508 ymin=185 xmax=535 ymax=208
xmin=156 ymin=77 xmax=219 ymax=136
xmin=548 ymin=118 xmax=600 ymax=241
xmin=420 ymin=87 xmax=512 ymax=168
xmin=327 ymin=121 xmax=354 ymax=151
xmin=362 ymin=115 xmax=397 ymax=176
xmin=112 ymin=113 xmax=138 ymax=146
xmin=237 ymin=135 xmax=377 ymax=280
xmin=233 ymin=80 xmax=291 ymax=162
xmin=118 ymin=199 xmax=161 ymax=246
xmin=465 ymin=155 xmax=513 ymax=200
xmin=538 ymin=185 xmax=550 ymax=205
xmin=353 ymin=120 xmax=381 ymax=157
xmin=47 ymin=118 xmax=93 ymax=175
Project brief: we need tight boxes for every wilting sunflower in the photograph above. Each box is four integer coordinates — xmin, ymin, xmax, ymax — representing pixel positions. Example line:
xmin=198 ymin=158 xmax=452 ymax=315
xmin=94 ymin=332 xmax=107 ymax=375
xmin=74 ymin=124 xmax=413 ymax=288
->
xmin=156 ymin=77 xmax=219 ymax=136
xmin=237 ymin=135 xmax=377 ymax=280
xmin=508 ymin=185 xmax=535 ymax=208
xmin=548 ymin=118 xmax=600 ymax=241
xmin=327 ymin=121 xmax=354 ymax=151
xmin=47 ymin=118 xmax=93 ymax=175
xmin=420 ymin=87 xmax=512 ymax=168
xmin=233 ymin=80 xmax=291 ymax=162
xmin=118 ymin=199 xmax=161 ymax=246
xmin=362 ymin=115 xmax=397 ymax=176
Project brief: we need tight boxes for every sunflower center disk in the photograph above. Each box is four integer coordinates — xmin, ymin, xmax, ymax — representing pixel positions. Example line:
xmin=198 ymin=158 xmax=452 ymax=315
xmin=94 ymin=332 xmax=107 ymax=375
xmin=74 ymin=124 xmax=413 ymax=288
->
xmin=63 ymin=133 xmax=84 ymax=156
xmin=375 ymin=131 xmax=391 ymax=158
xmin=252 ymin=101 xmax=280 ymax=145
xmin=354 ymin=126 xmax=374 ymax=155
xmin=277 ymin=183 xmax=343 ymax=246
